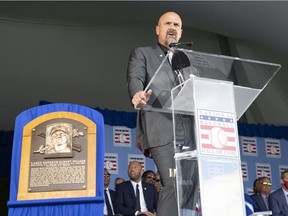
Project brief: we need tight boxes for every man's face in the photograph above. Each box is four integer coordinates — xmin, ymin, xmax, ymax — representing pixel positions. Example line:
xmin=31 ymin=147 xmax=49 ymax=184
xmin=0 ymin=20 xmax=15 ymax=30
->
xmin=156 ymin=12 xmax=182 ymax=48
xmin=52 ymin=130 xmax=69 ymax=152
xmin=259 ymin=178 xmax=272 ymax=195
xmin=282 ymin=172 xmax=288 ymax=182
xmin=281 ymin=172 xmax=288 ymax=191
xmin=128 ymin=161 xmax=143 ymax=182
xmin=104 ymin=169 xmax=111 ymax=188
xmin=143 ymin=172 xmax=156 ymax=184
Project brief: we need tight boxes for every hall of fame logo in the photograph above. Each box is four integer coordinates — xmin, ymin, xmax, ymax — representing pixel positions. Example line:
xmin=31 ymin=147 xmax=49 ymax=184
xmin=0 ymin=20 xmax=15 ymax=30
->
xmin=104 ymin=153 xmax=119 ymax=174
xmin=256 ymin=163 xmax=271 ymax=178
xmin=113 ymin=126 xmax=131 ymax=147
xmin=241 ymin=137 xmax=258 ymax=156
xmin=197 ymin=109 xmax=239 ymax=158
xmin=265 ymin=138 xmax=281 ymax=158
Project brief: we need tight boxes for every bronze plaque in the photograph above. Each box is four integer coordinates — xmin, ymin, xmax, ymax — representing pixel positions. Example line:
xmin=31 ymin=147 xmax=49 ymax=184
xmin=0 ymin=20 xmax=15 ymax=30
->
xmin=17 ymin=112 xmax=97 ymax=200
xmin=29 ymin=119 xmax=87 ymax=192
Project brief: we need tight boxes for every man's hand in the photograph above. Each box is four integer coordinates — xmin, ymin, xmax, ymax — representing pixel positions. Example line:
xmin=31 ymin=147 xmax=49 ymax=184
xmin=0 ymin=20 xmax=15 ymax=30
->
xmin=132 ymin=89 xmax=152 ymax=109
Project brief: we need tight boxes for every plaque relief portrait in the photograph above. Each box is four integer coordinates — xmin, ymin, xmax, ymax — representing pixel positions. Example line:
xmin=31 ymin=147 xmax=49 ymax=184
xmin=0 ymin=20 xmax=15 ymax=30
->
xmin=45 ymin=123 xmax=72 ymax=154
xmin=33 ymin=122 xmax=84 ymax=159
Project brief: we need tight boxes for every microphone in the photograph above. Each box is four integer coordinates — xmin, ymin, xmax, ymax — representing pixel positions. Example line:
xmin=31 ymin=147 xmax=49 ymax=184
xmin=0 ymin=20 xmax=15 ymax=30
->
xmin=169 ymin=41 xmax=193 ymax=48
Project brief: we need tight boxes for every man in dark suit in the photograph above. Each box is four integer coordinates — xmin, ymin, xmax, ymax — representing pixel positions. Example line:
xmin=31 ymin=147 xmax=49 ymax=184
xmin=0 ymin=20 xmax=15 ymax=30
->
xmin=126 ymin=11 xmax=197 ymax=216
xmin=104 ymin=168 xmax=116 ymax=216
xmin=250 ymin=176 xmax=272 ymax=212
xmin=114 ymin=161 xmax=158 ymax=216
xmin=269 ymin=170 xmax=288 ymax=216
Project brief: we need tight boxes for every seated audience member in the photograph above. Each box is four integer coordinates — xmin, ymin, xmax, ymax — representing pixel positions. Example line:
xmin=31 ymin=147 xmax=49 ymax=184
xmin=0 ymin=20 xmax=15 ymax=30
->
xmin=269 ymin=170 xmax=288 ymax=216
xmin=154 ymin=171 xmax=162 ymax=193
xmin=114 ymin=161 xmax=158 ymax=216
xmin=142 ymin=170 xmax=156 ymax=185
xmin=104 ymin=168 xmax=116 ymax=216
xmin=252 ymin=177 xmax=261 ymax=195
xmin=250 ymin=176 xmax=272 ymax=212
xmin=115 ymin=177 xmax=125 ymax=190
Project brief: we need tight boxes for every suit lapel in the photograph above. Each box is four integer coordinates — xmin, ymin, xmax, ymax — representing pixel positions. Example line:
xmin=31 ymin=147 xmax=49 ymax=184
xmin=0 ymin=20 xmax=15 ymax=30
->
xmin=142 ymin=182 xmax=151 ymax=209
xmin=152 ymin=45 xmax=175 ymax=86
xmin=128 ymin=182 xmax=137 ymax=208
xmin=279 ymin=189 xmax=288 ymax=207
xmin=128 ymin=182 xmax=136 ymax=198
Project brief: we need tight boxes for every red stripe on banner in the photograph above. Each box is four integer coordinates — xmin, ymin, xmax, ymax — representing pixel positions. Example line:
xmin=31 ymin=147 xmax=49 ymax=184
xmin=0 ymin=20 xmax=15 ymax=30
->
xmin=202 ymin=143 xmax=236 ymax=151
xmin=243 ymin=144 xmax=256 ymax=148
xmin=228 ymin=137 xmax=235 ymax=142
xmin=201 ymin=134 xmax=209 ymax=139
xmin=114 ymin=140 xmax=131 ymax=143
xmin=202 ymin=135 xmax=235 ymax=142
xmin=200 ymin=125 xmax=235 ymax=133
xmin=114 ymin=133 xmax=130 ymax=137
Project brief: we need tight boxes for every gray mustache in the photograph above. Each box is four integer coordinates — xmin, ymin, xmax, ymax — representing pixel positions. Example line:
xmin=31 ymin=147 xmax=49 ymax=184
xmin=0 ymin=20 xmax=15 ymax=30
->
xmin=167 ymin=29 xmax=177 ymax=36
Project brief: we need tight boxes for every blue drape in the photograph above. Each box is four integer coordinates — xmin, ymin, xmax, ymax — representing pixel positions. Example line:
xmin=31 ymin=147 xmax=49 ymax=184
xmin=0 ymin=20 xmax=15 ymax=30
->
xmin=39 ymin=101 xmax=137 ymax=129
xmin=237 ymin=122 xmax=288 ymax=140
xmin=38 ymin=100 xmax=288 ymax=140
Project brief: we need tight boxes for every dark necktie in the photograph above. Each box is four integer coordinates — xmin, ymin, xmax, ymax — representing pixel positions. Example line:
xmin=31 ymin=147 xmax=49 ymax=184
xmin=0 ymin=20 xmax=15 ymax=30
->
xmin=135 ymin=184 xmax=141 ymax=211
xmin=104 ymin=189 xmax=113 ymax=216
xmin=168 ymin=51 xmax=185 ymax=87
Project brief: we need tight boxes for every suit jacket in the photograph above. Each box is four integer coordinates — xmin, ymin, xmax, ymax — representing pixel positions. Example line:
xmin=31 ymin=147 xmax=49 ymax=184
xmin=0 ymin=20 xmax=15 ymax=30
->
xmin=127 ymin=45 xmax=196 ymax=150
xmin=105 ymin=188 xmax=116 ymax=216
xmin=269 ymin=188 xmax=288 ymax=216
xmin=109 ymin=189 xmax=116 ymax=210
xmin=114 ymin=181 xmax=158 ymax=216
xmin=109 ymin=189 xmax=116 ymax=204
xmin=250 ymin=193 xmax=269 ymax=212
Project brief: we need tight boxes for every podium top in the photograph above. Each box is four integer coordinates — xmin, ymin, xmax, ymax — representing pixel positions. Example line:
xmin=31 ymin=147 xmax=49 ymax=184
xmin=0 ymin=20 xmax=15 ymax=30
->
xmin=143 ymin=48 xmax=281 ymax=118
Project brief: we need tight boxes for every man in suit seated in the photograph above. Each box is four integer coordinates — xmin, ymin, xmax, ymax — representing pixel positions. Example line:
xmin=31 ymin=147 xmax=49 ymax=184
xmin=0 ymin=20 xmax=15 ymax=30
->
xmin=141 ymin=170 xmax=156 ymax=185
xmin=250 ymin=176 xmax=272 ymax=212
xmin=104 ymin=168 xmax=116 ymax=216
xmin=114 ymin=161 xmax=158 ymax=216
xmin=269 ymin=170 xmax=288 ymax=216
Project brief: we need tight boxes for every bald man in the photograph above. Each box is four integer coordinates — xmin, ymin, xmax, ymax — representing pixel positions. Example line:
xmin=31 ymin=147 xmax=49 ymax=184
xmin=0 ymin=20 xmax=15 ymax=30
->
xmin=114 ymin=161 xmax=158 ymax=216
xmin=127 ymin=12 xmax=198 ymax=216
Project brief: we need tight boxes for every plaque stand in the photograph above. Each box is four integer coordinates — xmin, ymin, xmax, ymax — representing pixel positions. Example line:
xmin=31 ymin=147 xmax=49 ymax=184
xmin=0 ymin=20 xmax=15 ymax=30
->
xmin=7 ymin=103 xmax=105 ymax=216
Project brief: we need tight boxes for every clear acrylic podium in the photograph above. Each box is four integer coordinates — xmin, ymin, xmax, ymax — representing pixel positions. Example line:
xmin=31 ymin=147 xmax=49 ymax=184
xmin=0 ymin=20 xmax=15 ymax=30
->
xmin=143 ymin=48 xmax=281 ymax=216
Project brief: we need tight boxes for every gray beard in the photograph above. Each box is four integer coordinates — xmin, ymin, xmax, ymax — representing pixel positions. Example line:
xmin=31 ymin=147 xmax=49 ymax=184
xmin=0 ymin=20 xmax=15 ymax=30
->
xmin=165 ymin=37 xmax=177 ymax=47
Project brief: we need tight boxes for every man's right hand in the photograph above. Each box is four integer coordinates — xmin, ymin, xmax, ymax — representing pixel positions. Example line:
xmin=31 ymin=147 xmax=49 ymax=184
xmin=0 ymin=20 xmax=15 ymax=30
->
xmin=132 ymin=89 xmax=152 ymax=109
